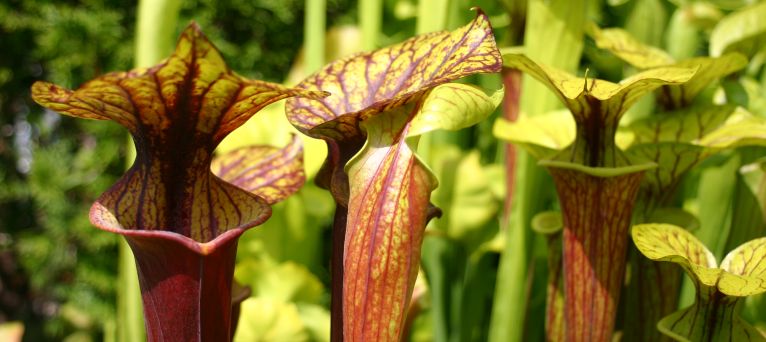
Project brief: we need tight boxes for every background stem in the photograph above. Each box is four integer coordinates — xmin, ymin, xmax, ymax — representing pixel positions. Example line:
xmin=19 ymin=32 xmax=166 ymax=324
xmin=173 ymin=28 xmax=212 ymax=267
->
xmin=304 ymin=0 xmax=326 ymax=74
xmin=359 ymin=0 xmax=382 ymax=51
xmin=331 ymin=207 xmax=348 ymax=342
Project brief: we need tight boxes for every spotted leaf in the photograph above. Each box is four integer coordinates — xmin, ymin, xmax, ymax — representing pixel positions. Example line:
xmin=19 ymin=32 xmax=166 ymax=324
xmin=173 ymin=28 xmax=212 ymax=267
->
xmin=343 ymin=104 xmax=438 ymax=341
xmin=286 ymin=9 xmax=502 ymax=142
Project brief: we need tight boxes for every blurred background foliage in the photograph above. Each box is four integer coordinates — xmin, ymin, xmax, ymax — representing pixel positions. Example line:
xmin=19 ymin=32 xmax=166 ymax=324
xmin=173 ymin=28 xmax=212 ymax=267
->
xmin=2 ymin=0 xmax=766 ymax=341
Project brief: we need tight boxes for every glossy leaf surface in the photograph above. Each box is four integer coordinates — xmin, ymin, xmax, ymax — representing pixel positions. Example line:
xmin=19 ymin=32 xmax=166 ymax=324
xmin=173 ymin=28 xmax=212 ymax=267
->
xmin=657 ymin=53 xmax=747 ymax=108
xmin=493 ymin=110 xmax=576 ymax=160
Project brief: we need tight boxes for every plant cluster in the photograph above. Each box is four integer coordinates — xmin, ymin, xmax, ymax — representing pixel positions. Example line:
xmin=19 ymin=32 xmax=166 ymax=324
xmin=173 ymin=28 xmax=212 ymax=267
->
xmin=4 ymin=0 xmax=766 ymax=341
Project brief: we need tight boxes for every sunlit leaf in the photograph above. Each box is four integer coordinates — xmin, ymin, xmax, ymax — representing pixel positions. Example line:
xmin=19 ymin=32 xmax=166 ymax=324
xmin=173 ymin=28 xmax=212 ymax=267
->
xmin=407 ymin=83 xmax=503 ymax=138
xmin=234 ymin=298 xmax=310 ymax=342
xmin=501 ymin=53 xmax=695 ymax=168
xmin=710 ymin=1 xmax=766 ymax=57
xmin=633 ymin=223 xmax=766 ymax=296
xmin=624 ymin=105 xmax=734 ymax=203
xmin=588 ymin=24 xmax=674 ymax=69
xmin=286 ymin=10 xmax=502 ymax=142
xmin=283 ymin=10 xmax=501 ymax=342
xmin=720 ymin=237 xmax=766 ymax=295
xmin=234 ymin=259 xmax=325 ymax=304
xmin=216 ymin=101 xmax=328 ymax=179
xmin=697 ymin=109 xmax=766 ymax=149
xmin=493 ymin=109 xmax=575 ymax=160
xmin=212 ymin=135 xmax=305 ymax=205
xmin=658 ymin=53 xmax=748 ymax=108
xmin=502 ymin=53 xmax=695 ymax=119
xmin=444 ymin=151 xmax=501 ymax=244
xmin=587 ymin=24 xmax=747 ymax=108
xmin=632 ymin=224 xmax=717 ymax=274
xmin=519 ymin=0 xmax=586 ymax=117
xmin=635 ymin=224 xmax=766 ymax=341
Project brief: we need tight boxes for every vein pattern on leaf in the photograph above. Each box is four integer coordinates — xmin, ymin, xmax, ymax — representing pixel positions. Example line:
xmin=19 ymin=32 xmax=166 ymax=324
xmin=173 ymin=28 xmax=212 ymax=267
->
xmin=32 ymin=23 xmax=325 ymax=242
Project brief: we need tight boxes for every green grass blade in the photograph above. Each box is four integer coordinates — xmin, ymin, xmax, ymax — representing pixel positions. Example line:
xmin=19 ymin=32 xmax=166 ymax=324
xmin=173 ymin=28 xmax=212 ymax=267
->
xmin=304 ymin=0 xmax=326 ymax=74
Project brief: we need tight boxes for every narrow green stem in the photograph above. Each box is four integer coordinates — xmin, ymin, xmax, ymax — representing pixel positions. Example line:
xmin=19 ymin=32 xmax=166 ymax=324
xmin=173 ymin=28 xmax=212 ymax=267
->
xmin=117 ymin=239 xmax=144 ymax=342
xmin=135 ymin=0 xmax=181 ymax=68
xmin=416 ymin=0 xmax=449 ymax=34
xmin=359 ymin=0 xmax=382 ymax=51
xmin=331 ymin=206 xmax=347 ymax=342
xmin=304 ymin=0 xmax=326 ymax=74
xmin=490 ymin=152 xmax=545 ymax=342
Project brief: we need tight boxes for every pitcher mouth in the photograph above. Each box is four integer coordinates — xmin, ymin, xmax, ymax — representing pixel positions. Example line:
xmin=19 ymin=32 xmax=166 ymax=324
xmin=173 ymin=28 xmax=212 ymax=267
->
xmin=89 ymin=200 xmax=257 ymax=255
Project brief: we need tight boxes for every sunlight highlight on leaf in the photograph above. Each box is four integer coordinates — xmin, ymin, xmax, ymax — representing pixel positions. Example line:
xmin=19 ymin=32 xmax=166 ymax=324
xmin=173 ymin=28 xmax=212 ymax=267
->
xmin=493 ymin=109 xmax=575 ymax=160
xmin=588 ymin=24 xmax=674 ymax=69
xmin=407 ymin=83 xmax=503 ymax=138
